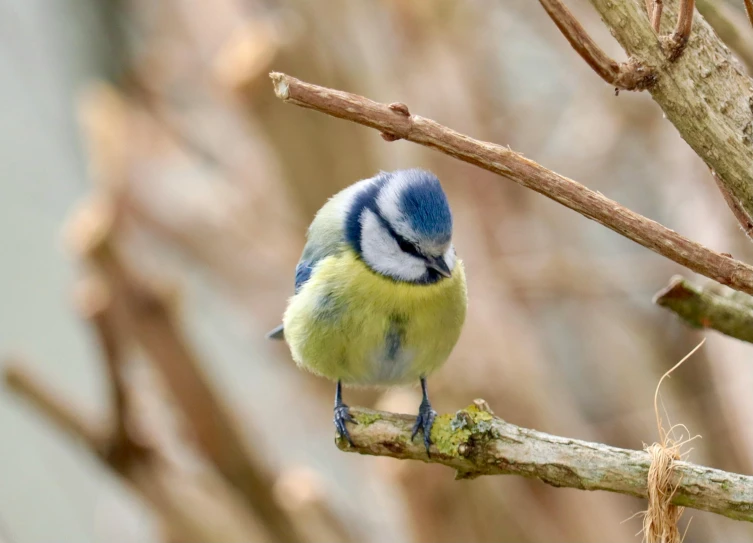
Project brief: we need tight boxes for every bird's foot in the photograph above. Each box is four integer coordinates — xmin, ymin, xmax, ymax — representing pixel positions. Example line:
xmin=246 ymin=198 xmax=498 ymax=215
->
xmin=334 ymin=403 xmax=356 ymax=446
xmin=411 ymin=399 xmax=437 ymax=456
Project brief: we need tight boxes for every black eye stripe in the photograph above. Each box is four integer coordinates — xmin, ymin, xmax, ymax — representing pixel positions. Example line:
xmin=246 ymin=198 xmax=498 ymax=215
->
xmin=395 ymin=235 xmax=422 ymax=258
xmin=371 ymin=206 xmax=424 ymax=258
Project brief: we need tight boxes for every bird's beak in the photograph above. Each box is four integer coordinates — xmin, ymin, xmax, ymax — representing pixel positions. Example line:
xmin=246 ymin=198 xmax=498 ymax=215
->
xmin=427 ymin=256 xmax=452 ymax=278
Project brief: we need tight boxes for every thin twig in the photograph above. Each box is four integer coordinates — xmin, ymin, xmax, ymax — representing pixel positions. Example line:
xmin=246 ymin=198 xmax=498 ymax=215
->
xmin=651 ymin=0 xmax=664 ymax=32
xmin=3 ymin=359 xmax=269 ymax=542
xmin=710 ymin=170 xmax=753 ymax=242
xmin=589 ymin=0 xmax=753 ymax=222
xmin=64 ymin=200 xmax=302 ymax=543
xmin=73 ymin=81 xmax=303 ymax=543
xmin=4 ymin=362 xmax=107 ymax=452
xmin=538 ymin=0 xmax=654 ymax=90
xmin=745 ymin=0 xmax=753 ymax=28
xmin=269 ymin=72 xmax=753 ymax=296
xmin=654 ymin=275 xmax=753 ymax=343
xmin=74 ymin=276 xmax=134 ymax=455
xmin=338 ymin=402 xmax=753 ymax=522
xmin=670 ymin=0 xmax=695 ymax=58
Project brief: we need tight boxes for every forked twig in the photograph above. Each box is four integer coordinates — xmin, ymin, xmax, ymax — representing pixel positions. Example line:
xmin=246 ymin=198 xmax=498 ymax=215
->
xmin=539 ymin=0 xmax=654 ymax=90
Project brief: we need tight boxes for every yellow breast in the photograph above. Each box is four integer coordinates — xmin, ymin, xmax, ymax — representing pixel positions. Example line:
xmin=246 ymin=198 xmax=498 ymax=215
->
xmin=282 ymin=249 xmax=467 ymax=385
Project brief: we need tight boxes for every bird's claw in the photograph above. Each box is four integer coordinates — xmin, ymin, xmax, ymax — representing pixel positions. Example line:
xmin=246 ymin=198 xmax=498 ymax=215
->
xmin=334 ymin=403 xmax=356 ymax=446
xmin=411 ymin=400 xmax=437 ymax=456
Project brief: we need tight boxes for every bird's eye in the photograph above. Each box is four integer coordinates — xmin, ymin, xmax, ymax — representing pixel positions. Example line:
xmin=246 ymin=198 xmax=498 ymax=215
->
xmin=395 ymin=236 xmax=422 ymax=257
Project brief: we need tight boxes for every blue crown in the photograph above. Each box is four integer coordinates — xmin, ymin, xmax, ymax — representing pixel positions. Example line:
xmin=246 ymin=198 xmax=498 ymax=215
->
xmin=397 ymin=169 xmax=452 ymax=243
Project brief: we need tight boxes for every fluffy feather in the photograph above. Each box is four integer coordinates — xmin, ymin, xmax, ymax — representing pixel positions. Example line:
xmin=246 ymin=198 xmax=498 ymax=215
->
xmin=282 ymin=248 xmax=467 ymax=385
xmin=268 ymin=168 xmax=467 ymax=387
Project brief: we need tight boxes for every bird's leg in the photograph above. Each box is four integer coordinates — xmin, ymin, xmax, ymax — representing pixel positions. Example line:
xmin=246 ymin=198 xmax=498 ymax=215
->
xmin=411 ymin=377 xmax=437 ymax=456
xmin=333 ymin=380 xmax=356 ymax=446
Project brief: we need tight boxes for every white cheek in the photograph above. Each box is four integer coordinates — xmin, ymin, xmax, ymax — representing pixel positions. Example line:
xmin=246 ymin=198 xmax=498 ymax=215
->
xmin=360 ymin=210 xmax=426 ymax=281
xmin=444 ymin=245 xmax=457 ymax=272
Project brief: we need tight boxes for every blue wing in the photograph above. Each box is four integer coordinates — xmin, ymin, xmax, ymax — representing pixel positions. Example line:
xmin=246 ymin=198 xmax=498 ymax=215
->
xmin=267 ymin=176 xmax=373 ymax=340
xmin=295 ymin=261 xmax=314 ymax=293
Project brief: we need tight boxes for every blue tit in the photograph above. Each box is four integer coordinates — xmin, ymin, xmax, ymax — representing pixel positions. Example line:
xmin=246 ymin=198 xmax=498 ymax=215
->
xmin=267 ymin=168 xmax=467 ymax=452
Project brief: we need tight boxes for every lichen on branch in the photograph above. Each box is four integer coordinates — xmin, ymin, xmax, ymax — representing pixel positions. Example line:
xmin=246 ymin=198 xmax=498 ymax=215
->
xmin=339 ymin=401 xmax=753 ymax=522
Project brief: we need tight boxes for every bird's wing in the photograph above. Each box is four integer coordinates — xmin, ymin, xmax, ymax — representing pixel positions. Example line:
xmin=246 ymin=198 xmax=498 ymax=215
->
xmin=267 ymin=178 xmax=371 ymax=340
xmin=295 ymin=178 xmax=372 ymax=291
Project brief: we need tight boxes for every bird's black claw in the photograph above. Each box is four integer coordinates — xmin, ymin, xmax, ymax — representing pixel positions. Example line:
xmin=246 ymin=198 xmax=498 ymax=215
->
xmin=334 ymin=403 xmax=356 ymax=446
xmin=411 ymin=400 xmax=437 ymax=456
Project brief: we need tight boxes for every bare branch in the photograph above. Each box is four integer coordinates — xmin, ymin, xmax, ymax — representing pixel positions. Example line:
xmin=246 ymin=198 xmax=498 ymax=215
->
xmin=339 ymin=402 xmax=753 ymax=522
xmin=538 ymin=0 xmax=654 ymax=90
xmin=710 ymin=170 xmax=753 ymax=242
xmin=696 ymin=0 xmax=753 ymax=74
xmin=586 ymin=0 xmax=753 ymax=222
xmin=3 ymin=360 xmax=268 ymax=543
xmin=4 ymin=362 xmax=107 ymax=452
xmin=670 ymin=0 xmax=695 ymax=58
xmin=73 ymin=275 xmax=140 ymax=464
xmin=745 ymin=0 xmax=753 ymax=29
xmin=650 ymin=0 xmax=664 ymax=32
xmin=72 ymin=81 xmax=304 ymax=543
xmin=63 ymin=198 xmax=303 ymax=543
xmin=269 ymin=72 xmax=753 ymax=296
xmin=654 ymin=275 xmax=753 ymax=343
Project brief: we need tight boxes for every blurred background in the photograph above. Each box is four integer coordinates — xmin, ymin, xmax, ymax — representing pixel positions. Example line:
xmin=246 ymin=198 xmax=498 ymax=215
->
xmin=3 ymin=0 xmax=753 ymax=541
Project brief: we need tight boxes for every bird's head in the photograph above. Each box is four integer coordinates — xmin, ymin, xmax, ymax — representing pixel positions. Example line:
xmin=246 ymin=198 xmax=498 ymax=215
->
xmin=346 ymin=169 xmax=456 ymax=284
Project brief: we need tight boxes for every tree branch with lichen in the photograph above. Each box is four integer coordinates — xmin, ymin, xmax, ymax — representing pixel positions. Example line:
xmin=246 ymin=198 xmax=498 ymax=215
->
xmin=339 ymin=400 xmax=753 ymax=522
xmin=654 ymin=275 xmax=753 ymax=343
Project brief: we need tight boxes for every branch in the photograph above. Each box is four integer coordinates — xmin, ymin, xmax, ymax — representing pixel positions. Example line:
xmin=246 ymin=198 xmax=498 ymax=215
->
xmin=745 ymin=0 xmax=753 ymax=29
xmin=670 ymin=0 xmax=695 ymax=57
xmin=3 ymin=360 xmax=267 ymax=543
xmin=538 ymin=0 xmax=654 ymax=90
xmin=650 ymin=0 xmax=664 ymax=32
xmin=339 ymin=402 xmax=753 ymax=522
xmin=696 ymin=0 xmax=753 ymax=74
xmin=64 ymin=196 xmax=302 ymax=543
xmin=4 ymin=362 xmax=108 ymax=453
xmin=710 ymin=169 xmax=753 ymax=241
xmin=587 ymin=0 xmax=753 ymax=222
xmin=72 ymin=83 xmax=305 ymax=543
xmin=269 ymin=73 xmax=753 ymax=296
xmin=654 ymin=275 xmax=753 ymax=343
xmin=73 ymin=274 xmax=144 ymax=466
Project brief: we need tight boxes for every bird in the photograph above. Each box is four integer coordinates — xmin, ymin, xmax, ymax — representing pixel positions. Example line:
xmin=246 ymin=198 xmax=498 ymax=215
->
xmin=267 ymin=168 xmax=467 ymax=453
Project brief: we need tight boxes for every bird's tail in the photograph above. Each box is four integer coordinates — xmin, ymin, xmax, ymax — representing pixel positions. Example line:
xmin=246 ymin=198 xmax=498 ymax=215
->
xmin=266 ymin=324 xmax=285 ymax=340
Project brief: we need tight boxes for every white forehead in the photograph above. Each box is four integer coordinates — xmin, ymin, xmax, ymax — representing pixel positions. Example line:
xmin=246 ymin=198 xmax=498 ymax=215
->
xmin=376 ymin=175 xmax=451 ymax=256
xmin=375 ymin=174 xmax=419 ymax=243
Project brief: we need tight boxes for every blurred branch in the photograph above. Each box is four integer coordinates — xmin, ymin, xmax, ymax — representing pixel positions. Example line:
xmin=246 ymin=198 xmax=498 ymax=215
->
xmin=4 ymin=363 xmax=108 ymax=453
xmin=3 ymin=359 xmax=264 ymax=542
xmin=654 ymin=275 xmax=753 ymax=343
xmin=587 ymin=0 xmax=753 ymax=222
xmin=710 ymin=169 xmax=753 ymax=241
xmin=64 ymin=194 xmax=303 ymax=543
xmin=270 ymin=73 xmax=753 ymax=296
xmin=695 ymin=0 xmax=753 ymax=72
xmin=74 ymin=274 xmax=143 ymax=464
xmin=745 ymin=0 xmax=753 ymax=28
xmin=340 ymin=401 xmax=753 ymax=522
xmin=538 ymin=0 xmax=654 ymax=90
xmin=649 ymin=0 xmax=663 ymax=32
xmin=66 ymin=81 xmax=306 ymax=543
